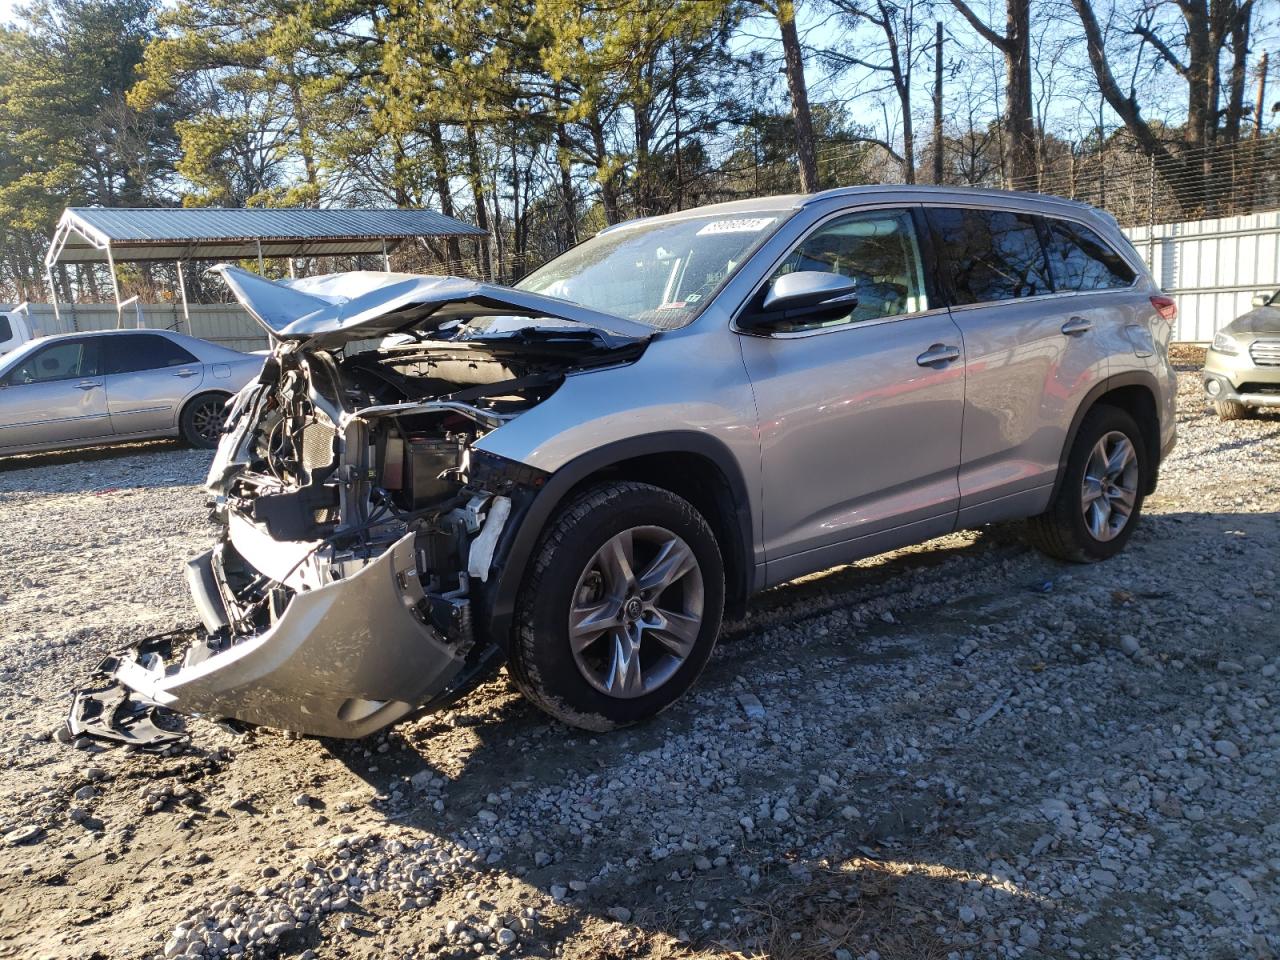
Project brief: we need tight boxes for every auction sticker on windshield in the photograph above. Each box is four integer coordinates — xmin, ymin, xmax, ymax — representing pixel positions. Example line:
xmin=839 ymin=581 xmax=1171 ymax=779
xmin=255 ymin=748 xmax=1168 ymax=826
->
xmin=696 ymin=217 xmax=777 ymax=235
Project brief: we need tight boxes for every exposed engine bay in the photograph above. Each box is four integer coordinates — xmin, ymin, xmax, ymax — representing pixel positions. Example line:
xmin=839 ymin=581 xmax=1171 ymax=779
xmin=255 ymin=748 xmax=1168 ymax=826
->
xmin=67 ymin=265 xmax=649 ymax=744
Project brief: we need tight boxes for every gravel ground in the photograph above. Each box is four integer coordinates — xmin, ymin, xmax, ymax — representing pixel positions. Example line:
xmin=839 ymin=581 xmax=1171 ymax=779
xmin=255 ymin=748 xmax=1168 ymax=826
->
xmin=1 ymin=350 xmax=1278 ymax=960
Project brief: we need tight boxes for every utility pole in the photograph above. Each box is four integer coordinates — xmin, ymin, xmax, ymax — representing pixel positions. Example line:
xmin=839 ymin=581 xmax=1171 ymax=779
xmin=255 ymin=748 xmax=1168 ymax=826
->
xmin=1254 ymin=51 xmax=1269 ymax=139
xmin=933 ymin=21 xmax=944 ymax=184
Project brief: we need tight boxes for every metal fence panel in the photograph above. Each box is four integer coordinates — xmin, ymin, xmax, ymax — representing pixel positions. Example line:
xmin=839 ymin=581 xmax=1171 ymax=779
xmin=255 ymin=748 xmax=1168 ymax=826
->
xmin=1124 ymin=209 xmax=1280 ymax=342
xmin=24 ymin=302 xmax=268 ymax=353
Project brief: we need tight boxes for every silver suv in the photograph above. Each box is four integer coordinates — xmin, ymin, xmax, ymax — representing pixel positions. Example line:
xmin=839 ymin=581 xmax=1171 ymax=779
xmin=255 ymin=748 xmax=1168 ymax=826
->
xmin=70 ymin=186 xmax=1177 ymax=745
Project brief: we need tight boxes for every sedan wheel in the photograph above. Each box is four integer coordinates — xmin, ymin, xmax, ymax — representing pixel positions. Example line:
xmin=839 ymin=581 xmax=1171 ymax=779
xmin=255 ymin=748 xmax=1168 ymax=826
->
xmin=181 ymin=394 xmax=228 ymax=449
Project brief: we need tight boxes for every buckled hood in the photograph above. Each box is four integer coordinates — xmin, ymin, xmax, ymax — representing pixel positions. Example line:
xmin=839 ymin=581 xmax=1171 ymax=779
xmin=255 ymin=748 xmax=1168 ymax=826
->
xmin=211 ymin=264 xmax=654 ymax=349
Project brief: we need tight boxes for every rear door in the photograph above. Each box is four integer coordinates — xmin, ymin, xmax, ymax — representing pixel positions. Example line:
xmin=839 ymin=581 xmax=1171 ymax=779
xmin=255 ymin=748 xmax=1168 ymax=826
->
xmin=924 ymin=206 xmax=1108 ymax=522
xmin=736 ymin=205 xmax=966 ymax=583
xmin=0 ymin=338 xmax=109 ymax=448
xmin=102 ymin=333 xmax=204 ymax=435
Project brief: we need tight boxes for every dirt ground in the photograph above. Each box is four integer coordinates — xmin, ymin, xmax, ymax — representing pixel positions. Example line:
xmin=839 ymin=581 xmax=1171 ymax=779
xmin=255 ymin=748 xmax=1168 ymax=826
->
xmin=1 ymin=347 xmax=1278 ymax=960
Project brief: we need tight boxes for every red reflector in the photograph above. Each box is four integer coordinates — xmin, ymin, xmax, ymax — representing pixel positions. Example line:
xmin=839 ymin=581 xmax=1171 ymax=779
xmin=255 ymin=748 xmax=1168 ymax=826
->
xmin=1150 ymin=295 xmax=1177 ymax=321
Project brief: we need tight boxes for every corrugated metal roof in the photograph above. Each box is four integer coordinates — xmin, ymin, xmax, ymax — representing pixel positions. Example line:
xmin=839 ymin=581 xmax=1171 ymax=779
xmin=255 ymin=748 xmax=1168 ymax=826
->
xmin=53 ymin=206 xmax=486 ymax=263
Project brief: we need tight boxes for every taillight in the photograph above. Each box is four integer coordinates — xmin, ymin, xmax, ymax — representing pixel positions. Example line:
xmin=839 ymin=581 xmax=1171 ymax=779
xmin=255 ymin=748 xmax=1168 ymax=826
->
xmin=1150 ymin=295 xmax=1177 ymax=321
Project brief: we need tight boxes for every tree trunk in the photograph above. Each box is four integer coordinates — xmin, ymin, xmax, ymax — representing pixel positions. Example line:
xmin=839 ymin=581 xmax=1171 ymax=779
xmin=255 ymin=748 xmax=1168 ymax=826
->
xmin=1003 ymin=0 xmax=1035 ymax=185
xmin=426 ymin=123 xmax=462 ymax=268
xmin=933 ymin=21 xmax=944 ymax=184
xmin=949 ymin=0 xmax=1035 ymax=185
xmin=1070 ymin=0 xmax=1207 ymax=216
xmin=464 ymin=124 xmax=493 ymax=280
xmin=588 ymin=110 xmax=622 ymax=225
xmin=555 ymin=120 xmax=578 ymax=245
xmin=775 ymin=0 xmax=819 ymax=192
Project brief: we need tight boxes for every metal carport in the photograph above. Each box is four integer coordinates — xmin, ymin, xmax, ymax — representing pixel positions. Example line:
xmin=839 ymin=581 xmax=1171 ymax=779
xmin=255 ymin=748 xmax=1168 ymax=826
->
xmin=44 ymin=206 xmax=487 ymax=327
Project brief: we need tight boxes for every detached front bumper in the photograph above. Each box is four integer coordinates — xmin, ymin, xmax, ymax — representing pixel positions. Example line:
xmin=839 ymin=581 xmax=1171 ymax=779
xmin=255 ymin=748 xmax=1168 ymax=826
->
xmin=100 ymin=533 xmax=468 ymax=739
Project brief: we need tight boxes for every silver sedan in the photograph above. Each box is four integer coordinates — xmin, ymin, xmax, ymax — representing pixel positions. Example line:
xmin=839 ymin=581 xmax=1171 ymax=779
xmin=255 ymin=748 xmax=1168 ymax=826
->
xmin=0 ymin=329 xmax=262 ymax=455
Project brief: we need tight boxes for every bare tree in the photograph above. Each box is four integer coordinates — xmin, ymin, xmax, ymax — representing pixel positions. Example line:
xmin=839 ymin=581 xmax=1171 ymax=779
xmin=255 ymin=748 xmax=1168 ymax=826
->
xmin=1070 ymin=0 xmax=1257 ymax=214
xmin=948 ymin=0 xmax=1035 ymax=184
xmin=772 ymin=0 xmax=821 ymax=191
xmin=823 ymin=0 xmax=931 ymax=182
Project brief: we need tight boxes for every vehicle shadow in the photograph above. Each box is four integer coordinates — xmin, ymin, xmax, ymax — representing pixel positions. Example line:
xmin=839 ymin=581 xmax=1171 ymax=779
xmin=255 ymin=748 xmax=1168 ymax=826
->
xmin=317 ymin=506 xmax=1279 ymax=955
xmin=0 ymin=439 xmax=208 ymax=491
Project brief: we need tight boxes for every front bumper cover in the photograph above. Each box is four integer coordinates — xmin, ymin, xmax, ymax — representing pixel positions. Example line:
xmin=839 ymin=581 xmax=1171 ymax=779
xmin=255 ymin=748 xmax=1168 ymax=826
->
xmin=1203 ymin=348 xmax=1280 ymax=407
xmin=75 ymin=533 xmax=472 ymax=740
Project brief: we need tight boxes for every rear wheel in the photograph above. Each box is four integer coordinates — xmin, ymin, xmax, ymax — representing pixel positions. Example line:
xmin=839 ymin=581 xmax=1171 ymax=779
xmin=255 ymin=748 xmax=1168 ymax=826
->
xmin=1214 ymin=399 xmax=1254 ymax=421
xmin=510 ymin=482 xmax=725 ymax=731
xmin=1026 ymin=405 xmax=1149 ymax=563
xmin=180 ymin=393 xmax=229 ymax=449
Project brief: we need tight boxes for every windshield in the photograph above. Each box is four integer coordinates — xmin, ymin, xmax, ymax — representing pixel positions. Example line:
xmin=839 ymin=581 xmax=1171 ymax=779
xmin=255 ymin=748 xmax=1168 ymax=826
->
xmin=516 ymin=210 xmax=790 ymax=329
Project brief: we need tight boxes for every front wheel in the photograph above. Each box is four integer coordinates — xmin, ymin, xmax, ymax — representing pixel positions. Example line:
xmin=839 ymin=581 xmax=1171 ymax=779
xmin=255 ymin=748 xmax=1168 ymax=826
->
xmin=1026 ymin=405 xmax=1149 ymax=563
xmin=509 ymin=482 xmax=725 ymax=731
xmin=1215 ymin=399 xmax=1254 ymax=421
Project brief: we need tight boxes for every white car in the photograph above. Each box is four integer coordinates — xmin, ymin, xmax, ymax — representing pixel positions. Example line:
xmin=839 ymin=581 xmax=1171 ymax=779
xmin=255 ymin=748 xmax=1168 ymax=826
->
xmin=0 ymin=307 xmax=33 ymax=357
xmin=0 ymin=328 xmax=262 ymax=455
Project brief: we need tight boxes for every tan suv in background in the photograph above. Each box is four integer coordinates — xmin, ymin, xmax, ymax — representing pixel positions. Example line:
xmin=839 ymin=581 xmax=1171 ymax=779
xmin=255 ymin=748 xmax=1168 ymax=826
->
xmin=1203 ymin=289 xmax=1280 ymax=420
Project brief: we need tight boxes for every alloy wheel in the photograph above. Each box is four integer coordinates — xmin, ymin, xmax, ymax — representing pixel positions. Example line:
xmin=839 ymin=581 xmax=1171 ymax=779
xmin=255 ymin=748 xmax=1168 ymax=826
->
xmin=568 ymin=526 xmax=704 ymax=699
xmin=1080 ymin=430 xmax=1139 ymax=542
xmin=191 ymin=399 xmax=225 ymax=444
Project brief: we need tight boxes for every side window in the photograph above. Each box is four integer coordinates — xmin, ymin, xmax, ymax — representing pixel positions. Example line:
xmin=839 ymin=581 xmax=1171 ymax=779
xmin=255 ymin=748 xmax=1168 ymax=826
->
xmin=1042 ymin=219 xmax=1136 ymax=291
xmin=765 ymin=209 xmax=929 ymax=329
xmin=929 ymin=208 xmax=1052 ymax=304
xmin=105 ymin=334 xmax=198 ymax=375
xmin=0 ymin=316 xmax=12 ymax=343
xmin=5 ymin=340 xmax=99 ymax=384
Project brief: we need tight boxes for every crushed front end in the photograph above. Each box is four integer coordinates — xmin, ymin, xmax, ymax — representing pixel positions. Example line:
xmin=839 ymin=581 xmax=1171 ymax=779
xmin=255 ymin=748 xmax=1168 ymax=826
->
xmin=69 ymin=267 xmax=646 ymax=742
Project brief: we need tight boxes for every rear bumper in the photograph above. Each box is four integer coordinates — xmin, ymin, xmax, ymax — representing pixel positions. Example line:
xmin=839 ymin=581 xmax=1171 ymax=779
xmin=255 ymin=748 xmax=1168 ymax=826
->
xmin=108 ymin=533 xmax=467 ymax=739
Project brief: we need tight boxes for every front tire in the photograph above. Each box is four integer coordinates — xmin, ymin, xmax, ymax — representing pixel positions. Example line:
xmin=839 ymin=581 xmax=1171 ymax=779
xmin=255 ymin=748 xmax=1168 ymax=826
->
xmin=180 ymin=393 xmax=229 ymax=449
xmin=510 ymin=482 xmax=725 ymax=731
xmin=1026 ymin=405 xmax=1149 ymax=563
xmin=1214 ymin=399 xmax=1254 ymax=421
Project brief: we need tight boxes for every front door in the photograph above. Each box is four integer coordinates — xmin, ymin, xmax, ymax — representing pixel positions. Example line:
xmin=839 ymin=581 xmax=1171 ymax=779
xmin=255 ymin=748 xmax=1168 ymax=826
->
xmin=0 ymin=338 xmax=109 ymax=449
xmin=736 ymin=207 xmax=966 ymax=585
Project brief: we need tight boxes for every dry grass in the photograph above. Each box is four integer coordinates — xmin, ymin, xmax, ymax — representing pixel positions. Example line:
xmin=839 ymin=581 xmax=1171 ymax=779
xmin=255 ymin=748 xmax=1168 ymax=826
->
xmin=699 ymin=856 xmax=956 ymax=960
xmin=1168 ymin=342 xmax=1206 ymax=370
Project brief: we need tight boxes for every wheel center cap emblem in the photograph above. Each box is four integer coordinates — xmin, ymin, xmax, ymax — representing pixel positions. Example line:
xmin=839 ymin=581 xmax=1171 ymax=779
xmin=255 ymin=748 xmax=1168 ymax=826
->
xmin=624 ymin=597 xmax=643 ymax=621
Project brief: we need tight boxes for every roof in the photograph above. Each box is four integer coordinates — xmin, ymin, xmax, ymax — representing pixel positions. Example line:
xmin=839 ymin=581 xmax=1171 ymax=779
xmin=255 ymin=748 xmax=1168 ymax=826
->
xmin=600 ymin=183 xmax=1105 ymax=234
xmin=49 ymin=207 xmax=487 ymax=264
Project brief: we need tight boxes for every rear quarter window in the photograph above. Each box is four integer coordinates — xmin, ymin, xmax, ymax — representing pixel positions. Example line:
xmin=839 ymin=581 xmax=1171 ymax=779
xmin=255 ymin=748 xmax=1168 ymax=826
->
xmin=0 ymin=316 xmax=11 ymax=343
xmin=1042 ymin=219 xmax=1136 ymax=291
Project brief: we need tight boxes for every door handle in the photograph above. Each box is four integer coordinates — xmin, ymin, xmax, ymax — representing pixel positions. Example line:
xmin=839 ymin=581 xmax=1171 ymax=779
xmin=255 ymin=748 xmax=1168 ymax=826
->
xmin=1061 ymin=316 xmax=1093 ymax=335
xmin=76 ymin=380 xmax=98 ymax=391
xmin=174 ymin=369 xmax=198 ymax=378
xmin=916 ymin=344 xmax=961 ymax=367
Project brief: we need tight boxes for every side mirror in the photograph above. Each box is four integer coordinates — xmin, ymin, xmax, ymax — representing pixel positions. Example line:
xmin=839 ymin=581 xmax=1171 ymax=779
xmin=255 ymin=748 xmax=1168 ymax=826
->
xmin=742 ymin=271 xmax=859 ymax=330
xmin=1253 ymin=292 xmax=1275 ymax=308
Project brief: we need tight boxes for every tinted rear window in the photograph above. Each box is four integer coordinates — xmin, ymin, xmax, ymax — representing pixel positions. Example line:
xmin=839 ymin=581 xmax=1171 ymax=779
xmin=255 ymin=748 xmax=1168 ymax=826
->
xmin=104 ymin=334 xmax=198 ymax=375
xmin=1043 ymin=219 xmax=1136 ymax=291
xmin=929 ymin=208 xmax=1053 ymax=304
xmin=0 ymin=316 xmax=11 ymax=343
